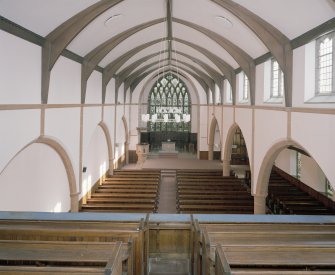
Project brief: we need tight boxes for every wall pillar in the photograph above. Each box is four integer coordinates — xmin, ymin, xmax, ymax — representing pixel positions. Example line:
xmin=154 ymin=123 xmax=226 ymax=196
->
xmin=253 ymin=194 xmax=267 ymax=214
xmin=208 ymin=144 xmax=214 ymax=160
xmin=70 ymin=192 xmax=80 ymax=212
xmin=125 ymin=142 xmax=129 ymax=165
xmin=222 ymin=159 xmax=230 ymax=177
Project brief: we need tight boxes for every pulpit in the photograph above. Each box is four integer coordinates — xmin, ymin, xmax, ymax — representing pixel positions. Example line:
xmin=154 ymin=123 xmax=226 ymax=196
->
xmin=136 ymin=143 xmax=149 ymax=168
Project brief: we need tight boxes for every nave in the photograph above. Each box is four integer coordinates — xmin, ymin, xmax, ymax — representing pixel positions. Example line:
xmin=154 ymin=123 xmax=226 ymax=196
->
xmin=78 ymin=155 xmax=335 ymax=216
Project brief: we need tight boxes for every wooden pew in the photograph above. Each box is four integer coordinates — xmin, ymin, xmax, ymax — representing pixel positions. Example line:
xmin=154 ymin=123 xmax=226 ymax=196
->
xmin=177 ymin=170 xmax=252 ymax=214
xmin=0 ymin=218 xmax=146 ymax=275
xmin=215 ymin=245 xmax=335 ymax=275
xmin=0 ymin=240 xmax=127 ymax=275
xmin=197 ymin=221 xmax=335 ymax=275
xmin=267 ymin=168 xmax=335 ymax=215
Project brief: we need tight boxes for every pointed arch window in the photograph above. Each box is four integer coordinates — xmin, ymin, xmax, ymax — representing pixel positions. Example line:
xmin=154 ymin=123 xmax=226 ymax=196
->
xmin=147 ymin=74 xmax=191 ymax=132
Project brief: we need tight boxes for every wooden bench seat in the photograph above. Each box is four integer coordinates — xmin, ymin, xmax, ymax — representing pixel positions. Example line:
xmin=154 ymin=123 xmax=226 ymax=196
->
xmin=178 ymin=199 xmax=253 ymax=205
xmin=91 ymin=193 xmax=157 ymax=199
xmin=96 ymin=189 xmax=158 ymax=194
xmin=81 ymin=203 xmax=155 ymax=211
xmin=104 ymin=178 xmax=159 ymax=183
xmin=0 ymin=218 xmax=144 ymax=275
xmin=180 ymin=209 xmax=253 ymax=214
xmin=99 ymin=185 xmax=158 ymax=190
xmin=0 ymin=240 xmax=126 ymax=275
xmin=179 ymin=204 xmax=253 ymax=211
xmin=177 ymin=178 xmax=239 ymax=182
xmin=177 ymin=190 xmax=250 ymax=195
xmin=178 ymin=194 xmax=252 ymax=200
xmin=87 ymin=197 xmax=156 ymax=204
xmin=215 ymin=245 xmax=335 ymax=275
xmin=103 ymin=180 xmax=159 ymax=185
xmin=197 ymin=220 xmax=335 ymax=275
xmin=216 ymin=245 xmax=335 ymax=266
xmin=178 ymin=186 xmax=246 ymax=191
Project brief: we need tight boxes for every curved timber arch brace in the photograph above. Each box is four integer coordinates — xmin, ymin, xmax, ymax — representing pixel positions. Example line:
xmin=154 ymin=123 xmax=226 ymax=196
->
xmin=210 ymin=0 xmax=293 ymax=107
xmin=81 ymin=18 xmax=165 ymax=103
xmin=35 ymin=136 xmax=79 ymax=212
xmin=118 ymin=50 xmax=224 ymax=89
xmin=121 ymin=57 xmax=216 ymax=92
xmin=130 ymin=67 xmax=209 ymax=97
xmin=102 ymin=37 xmax=233 ymax=103
xmin=41 ymin=0 xmax=124 ymax=104
xmin=124 ymin=61 xmax=213 ymax=96
xmin=175 ymin=38 xmax=236 ymax=104
xmin=98 ymin=122 xmax=114 ymax=176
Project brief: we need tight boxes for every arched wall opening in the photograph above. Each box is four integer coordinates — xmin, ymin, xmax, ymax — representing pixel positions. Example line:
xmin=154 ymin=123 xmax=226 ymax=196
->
xmin=0 ymin=136 xmax=78 ymax=212
xmin=223 ymin=123 xmax=250 ymax=179
xmin=255 ymin=140 xmax=335 ymax=214
xmin=208 ymin=116 xmax=221 ymax=160
xmin=81 ymin=125 xmax=109 ymax=204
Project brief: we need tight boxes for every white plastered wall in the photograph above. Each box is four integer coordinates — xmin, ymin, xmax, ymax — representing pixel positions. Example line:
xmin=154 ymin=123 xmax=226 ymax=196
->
xmin=274 ymin=149 xmax=296 ymax=176
xmin=45 ymin=108 xmax=81 ymax=191
xmin=253 ymin=109 xmax=288 ymax=193
xmin=0 ymin=110 xmax=40 ymax=174
xmin=0 ymin=30 xmax=41 ymax=104
xmin=0 ymin=143 xmax=70 ymax=212
xmin=48 ymin=57 xmax=81 ymax=104
xmin=86 ymin=71 xmax=102 ymax=104
xmin=82 ymin=126 xmax=108 ymax=198
xmin=291 ymin=112 xmax=335 ymax=190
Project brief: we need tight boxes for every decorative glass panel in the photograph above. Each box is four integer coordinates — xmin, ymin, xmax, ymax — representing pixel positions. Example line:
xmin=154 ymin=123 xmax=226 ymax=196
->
xmin=161 ymin=93 xmax=166 ymax=105
xmin=147 ymin=73 xmax=191 ymax=132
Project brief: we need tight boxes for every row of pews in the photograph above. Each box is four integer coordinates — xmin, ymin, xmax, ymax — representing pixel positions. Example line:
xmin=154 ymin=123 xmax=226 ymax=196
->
xmin=0 ymin=214 xmax=146 ymax=274
xmin=267 ymin=167 xmax=335 ymax=215
xmin=176 ymin=170 xmax=254 ymax=214
xmin=194 ymin=217 xmax=335 ymax=275
xmin=0 ymin=213 xmax=335 ymax=275
xmin=81 ymin=170 xmax=161 ymax=213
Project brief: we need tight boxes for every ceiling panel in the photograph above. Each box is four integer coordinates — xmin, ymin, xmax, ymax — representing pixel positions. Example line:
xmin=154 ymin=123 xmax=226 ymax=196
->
xmin=233 ymin=0 xmax=335 ymax=39
xmin=0 ymin=0 xmax=99 ymax=36
xmin=173 ymin=0 xmax=268 ymax=58
xmin=116 ymin=43 xmax=166 ymax=73
xmin=173 ymin=22 xmax=239 ymax=68
xmin=99 ymin=23 xmax=165 ymax=67
xmin=67 ymin=0 xmax=165 ymax=56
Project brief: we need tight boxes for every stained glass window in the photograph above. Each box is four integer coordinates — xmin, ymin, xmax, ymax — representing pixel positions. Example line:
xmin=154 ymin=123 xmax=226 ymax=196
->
xmin=148 ymin=74 xmax=191 ymax=132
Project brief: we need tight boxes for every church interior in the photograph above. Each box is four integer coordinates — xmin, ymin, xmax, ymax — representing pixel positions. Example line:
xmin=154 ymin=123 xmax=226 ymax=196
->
xmin=0 ymin=0 xmax=335 ymax=274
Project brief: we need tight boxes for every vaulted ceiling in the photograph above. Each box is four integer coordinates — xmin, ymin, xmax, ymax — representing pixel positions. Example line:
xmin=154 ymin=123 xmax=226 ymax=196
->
xmin=1 ymin=0 xmax=334 ymax=105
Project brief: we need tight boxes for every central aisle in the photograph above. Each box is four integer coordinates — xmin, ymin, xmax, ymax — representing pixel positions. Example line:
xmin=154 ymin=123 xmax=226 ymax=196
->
xmin=157 ymin=170 xmax=177 ymax=213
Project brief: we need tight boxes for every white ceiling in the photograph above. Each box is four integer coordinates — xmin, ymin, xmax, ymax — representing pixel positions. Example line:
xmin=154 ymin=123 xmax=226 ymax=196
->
xmin=1 ymin=0 xmax=334 ymax=87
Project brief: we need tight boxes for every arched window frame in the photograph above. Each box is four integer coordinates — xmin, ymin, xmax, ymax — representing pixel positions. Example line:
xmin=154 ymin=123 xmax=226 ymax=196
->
xmin=148 ymin=74 xmax=191 ymax=132
xmin=271 ymin=58 xmax=284 ymax=98
xmin=316 ymin=31 xmax=335 ymax=95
